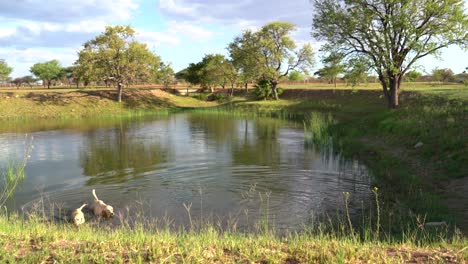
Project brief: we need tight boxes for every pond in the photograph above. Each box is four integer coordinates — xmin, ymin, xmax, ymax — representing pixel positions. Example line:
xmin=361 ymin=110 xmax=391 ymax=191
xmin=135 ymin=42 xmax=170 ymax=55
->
xmin=0 ymin=113 xmax=371 ymax=231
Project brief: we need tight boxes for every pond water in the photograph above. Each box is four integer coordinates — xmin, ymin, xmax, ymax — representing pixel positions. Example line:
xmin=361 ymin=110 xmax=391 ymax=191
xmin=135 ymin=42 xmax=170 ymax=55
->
xmin=0 ymin=113 xmax=371 ymax=231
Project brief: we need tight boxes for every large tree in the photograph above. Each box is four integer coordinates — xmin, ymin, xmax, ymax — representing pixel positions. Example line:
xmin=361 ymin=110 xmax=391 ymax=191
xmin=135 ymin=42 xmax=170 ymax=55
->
xmin=432 ymin=68 xmax=454 ymax=83
xmin=314 ymin=51 xmax=345 ymax=89
xmin=60 ymin=66 xmax=76 ymax=87
xmin=404 ymin=70 xmax=422 ymax=83
xmin=229 ymin=22 xmax=315 ymax=100
xmin=184 ymin=54 xmax=236 ymax=93
xmin=288 ymin=71 xmax=305 ymax=81
xmin=30 ymin=60 xmax=63 ymax=89
xmin=343 ymin=57 xmax=371 ymax=87
xmin=12 ymin=76 xmax=36 ymax=89
xmin=74 ymin=47 xmax=100 ymax=88
xmin=312 ymin=0 xmax=468 ymax=108
xmin=154 ymin=62 xmax=175 ymax=88
xmin=76 ymin=25 xmax=161 ymax=102
xmin=202 ymin=54 xmax=237 ymax=92
xmin=0 ymin=59 xmax=13 ymax=83
xmin=228 ymin=30 xmax=260 ymax=92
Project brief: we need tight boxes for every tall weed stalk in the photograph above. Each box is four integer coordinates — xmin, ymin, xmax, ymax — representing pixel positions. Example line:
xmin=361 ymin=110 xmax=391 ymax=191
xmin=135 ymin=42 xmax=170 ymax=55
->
xmin=0 ymin=136 xmax=33 ymax=207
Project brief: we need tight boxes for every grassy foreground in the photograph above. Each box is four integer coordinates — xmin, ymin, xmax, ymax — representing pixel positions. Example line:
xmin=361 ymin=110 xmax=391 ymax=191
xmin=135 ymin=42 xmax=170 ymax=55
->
xmin=0 ymin=213 xmax=466 ymax=263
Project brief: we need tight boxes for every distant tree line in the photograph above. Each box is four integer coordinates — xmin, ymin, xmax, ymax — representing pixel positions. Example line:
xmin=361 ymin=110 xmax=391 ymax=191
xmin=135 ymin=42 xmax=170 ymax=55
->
xmin=1 ymin=0 xmax=466 ymax=108
xmin=177 ymin=21 xmax=315 ymax=100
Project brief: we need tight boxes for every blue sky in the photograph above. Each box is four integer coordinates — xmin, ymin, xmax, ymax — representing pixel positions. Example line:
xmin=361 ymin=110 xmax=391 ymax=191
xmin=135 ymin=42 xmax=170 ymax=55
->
xmin=0 ymin=0 xmax=466 ymax=78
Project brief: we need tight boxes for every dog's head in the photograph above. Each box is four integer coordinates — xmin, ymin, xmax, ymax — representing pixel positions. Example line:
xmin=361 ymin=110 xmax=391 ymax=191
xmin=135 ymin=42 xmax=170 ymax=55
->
xmin=103 ymin=205 xmax=114 ymax=218
xmin=73 ymin=212 xmax=84 ymax=226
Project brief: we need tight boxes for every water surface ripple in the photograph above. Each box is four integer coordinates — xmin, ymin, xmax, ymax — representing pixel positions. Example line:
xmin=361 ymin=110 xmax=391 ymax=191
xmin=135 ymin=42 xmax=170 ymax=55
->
xmin=0 ymin=113 xmax=371 ymax=231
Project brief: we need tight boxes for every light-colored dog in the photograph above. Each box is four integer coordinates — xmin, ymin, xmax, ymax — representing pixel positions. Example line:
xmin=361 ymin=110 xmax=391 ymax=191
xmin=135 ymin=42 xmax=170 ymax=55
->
xmin=72 ymin=204 xmax=87 ymax=226
xmin=91 ymin=189 xmax=114 ymax=218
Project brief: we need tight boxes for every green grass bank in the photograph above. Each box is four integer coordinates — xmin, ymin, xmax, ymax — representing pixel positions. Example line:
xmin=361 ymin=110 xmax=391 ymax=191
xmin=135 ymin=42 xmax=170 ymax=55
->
xmin=215 ymin=85 xmax=467 ymax=233
xmin=0 ymin=89 xmax=217 ymax=120
xmin=0 ymin=84 xmax=467 ymax=262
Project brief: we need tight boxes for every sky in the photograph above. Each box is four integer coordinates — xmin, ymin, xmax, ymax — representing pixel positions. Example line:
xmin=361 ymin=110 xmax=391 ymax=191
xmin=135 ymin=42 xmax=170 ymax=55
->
xmin=0 ymin=0 xmax=466 ymax=78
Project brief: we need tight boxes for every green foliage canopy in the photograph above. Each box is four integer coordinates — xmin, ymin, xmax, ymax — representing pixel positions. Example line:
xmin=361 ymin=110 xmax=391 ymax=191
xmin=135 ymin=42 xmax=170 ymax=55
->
xmin=75 ymin=25 xmax=161 ymax=102
xmin=154 ymin=62 xmax=175 ymax=88
xmin=12 ymin=76 xmax=36 ymax=88
xmin=0 ymin=60 xmax=13 ymax=82
xmin=343 ymin=57 xmax=371 ymax=87
xmin=431 ymin=68 xmax=455 ymax=83
xmin=228 ymin=21 xmax=315 ymax=100
xmin=404 ymin=70 xmax=422 ymax=82
xmin=184 ymin=54 xmax=236 ymax=92
xmin=288 ymin=71 xmax=304 ymax=81
xmin=315 ymin=52 xmax=345 ymax=88
xmin=30 ymin=60 xmax=63 ymax=89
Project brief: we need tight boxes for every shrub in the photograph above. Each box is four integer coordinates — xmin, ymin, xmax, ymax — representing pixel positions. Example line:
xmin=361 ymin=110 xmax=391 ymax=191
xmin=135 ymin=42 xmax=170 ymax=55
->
xmin=193 ymin=93 xmax=210 ymax=101
xmin=207 ymin=93 xmax=231 ymax=102
xmin=254 ymin=80 xmax=283 ymax=100
xmin=254 ymin=80 xmax=272 ymax=100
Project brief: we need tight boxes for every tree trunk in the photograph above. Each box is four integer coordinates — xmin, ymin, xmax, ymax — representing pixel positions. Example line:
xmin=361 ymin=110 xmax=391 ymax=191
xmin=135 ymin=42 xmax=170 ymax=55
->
xmin=378 ymin=74 xmax=390 ymax=107
xmin=117 ymin=81 xmax=123 ymax=103
xmin=333 ymin=78 xmax=337 ymax=93
xmin=379 ymin=74 xmax=401 ymax=109
xmin=244 ymin=83 xmax=248 ymax=92
xmin=47 ymin=80 xmax=50 ymax=89
xmin=271 ymin=81 xmax=279 ymax=100
xmin=230 ymin=83 xmax=235 ymax=96
xmin=389 ymin=75 xmax=402 ymax=109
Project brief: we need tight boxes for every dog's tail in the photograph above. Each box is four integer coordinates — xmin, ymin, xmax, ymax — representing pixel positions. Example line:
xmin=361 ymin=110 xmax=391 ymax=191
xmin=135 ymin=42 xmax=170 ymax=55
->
xmin=92 ymin=189 xmax=99 ymax=201
xmin=78 ymin=204 xmax=87 ymax=210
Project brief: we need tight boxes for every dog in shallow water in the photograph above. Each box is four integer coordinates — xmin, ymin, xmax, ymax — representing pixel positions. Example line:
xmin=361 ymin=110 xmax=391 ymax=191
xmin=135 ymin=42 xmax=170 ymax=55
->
xmin=90 ymin=189 xmax=114 ymax=218
xmin=72 ymin=204 xmax=87 ymax=226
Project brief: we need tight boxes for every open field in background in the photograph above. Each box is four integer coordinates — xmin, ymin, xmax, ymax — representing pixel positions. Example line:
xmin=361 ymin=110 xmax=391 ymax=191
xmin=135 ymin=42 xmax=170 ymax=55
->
xmin=1 ymin=81 xmax=465 ymax=91
xmin=280 ymin=82 xmax=468 ymax=100
xmin=1 ymin=82 xmax=466 ymax=99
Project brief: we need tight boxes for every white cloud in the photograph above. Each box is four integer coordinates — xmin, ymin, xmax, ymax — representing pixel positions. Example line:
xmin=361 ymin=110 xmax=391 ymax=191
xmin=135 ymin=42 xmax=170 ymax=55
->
xmin=228 ymin=19 xmax=259 ymax=32
xmin=0 ymin=23 xmax=97 ymax=48
xmin=0 ymin=48 xmax=77 ymax=64
xmin=167 ymin=21 xmax=214 ymax=41
xmin=158 ymin=0 xmax=313 ymax=32
xmin=0 ymin=47 xmax=78 ymax=77
xmin=0 ymin=28 xmax=15 ymax=38
xmin=0 ymin=0 xmax=140 ymax=49
xmin=135 ymin=20 xmax=215 ymax=48
xmin=159 ymin=0 xmax=199 ymax=17
xmin=63 ymin=20 xmax=109 ymax=33
xmin=137 ymin=29 xmax=181 ymax=47
xmin=0 ymin=0 xmax=139 ymax=23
